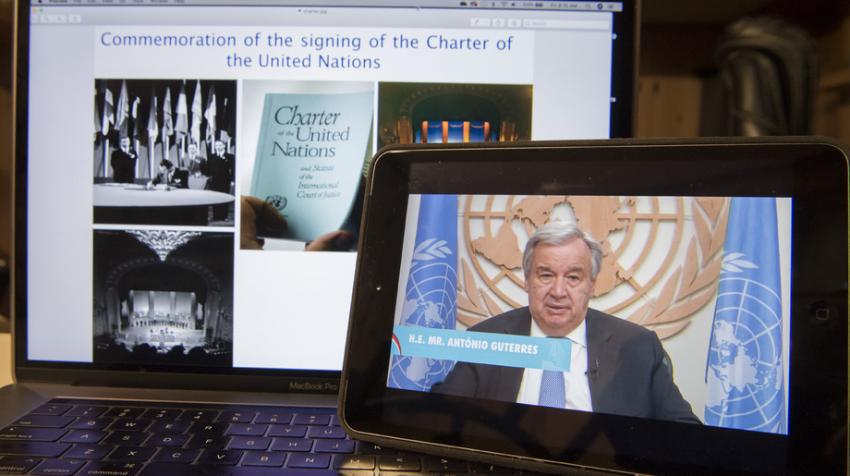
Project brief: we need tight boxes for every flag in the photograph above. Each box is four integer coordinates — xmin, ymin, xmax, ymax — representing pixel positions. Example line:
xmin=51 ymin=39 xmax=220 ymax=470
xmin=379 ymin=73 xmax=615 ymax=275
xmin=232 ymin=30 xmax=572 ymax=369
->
xmin=130 ymin=97 xmax=142 ymax=142
xmin=101 ymin=87 xmax=114 ymax=136
xmin=190 ymin=79 xmax=203 ymax=147
xmin=705 ymin=197 xmax=786 ymax=434
xmin=93 ymin=89 xmax=100 ymax=141
xmin=174 ymin=81 xmax=188 ymax=140
xmin=219 ymin=97 xmax=232 ymax=146
xmin=115 ymin=80 xmax=130 ymax=138
xmin=204 ymin=85 xmax=217 ymax=146
xmin=147 ymin=92 xmax=158 ymax=144
xmin=388 ymin=194 xmax=458 ymax=392
xmin=162 ymin=87 xmax=174 ymax=140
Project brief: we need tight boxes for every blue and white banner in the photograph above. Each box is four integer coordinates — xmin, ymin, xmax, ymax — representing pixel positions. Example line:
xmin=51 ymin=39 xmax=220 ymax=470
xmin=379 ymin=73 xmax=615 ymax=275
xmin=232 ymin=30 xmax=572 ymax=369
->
xmin=388 ymin=194 xmax=458 ymax=392
xmin=391 ymin=325 xmax=572 ymax=372
xmin=705 ymin=197 xmax=786 ymax=434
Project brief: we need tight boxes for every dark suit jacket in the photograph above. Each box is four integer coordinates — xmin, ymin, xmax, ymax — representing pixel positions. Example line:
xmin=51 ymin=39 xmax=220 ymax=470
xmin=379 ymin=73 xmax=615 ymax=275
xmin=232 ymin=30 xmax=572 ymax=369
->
xmin=111 ymin=149 xmax=137 ymax=183
xmin=201 ymin=154 xmax=234 ymax=193
xmin=431 ymin=307 xmax=700 ymax=424
xmin=152 ymin=169 xmax=189 ymax=188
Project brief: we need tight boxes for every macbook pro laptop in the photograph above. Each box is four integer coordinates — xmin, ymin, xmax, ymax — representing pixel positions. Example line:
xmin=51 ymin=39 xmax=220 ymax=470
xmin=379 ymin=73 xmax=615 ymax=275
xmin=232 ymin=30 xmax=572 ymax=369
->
xmin=2 ymin=0 xmax=637 ymax=474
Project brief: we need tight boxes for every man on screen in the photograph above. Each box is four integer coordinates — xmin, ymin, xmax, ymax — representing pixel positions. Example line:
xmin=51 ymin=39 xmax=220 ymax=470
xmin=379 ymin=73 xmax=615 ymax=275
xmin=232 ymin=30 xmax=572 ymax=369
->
xmin=111 ymin=137 xmax=137 ymax=184
xmin=431 ymin=222 xmax=699 ymax=424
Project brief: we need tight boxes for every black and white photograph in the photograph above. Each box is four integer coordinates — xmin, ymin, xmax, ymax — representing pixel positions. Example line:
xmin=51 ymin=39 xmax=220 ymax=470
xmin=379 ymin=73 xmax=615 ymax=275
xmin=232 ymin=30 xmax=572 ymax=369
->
xmin=93 ymin=229 xmax=234 ymax=367
xmin=93 ymin=79 xmax=237 ymax=226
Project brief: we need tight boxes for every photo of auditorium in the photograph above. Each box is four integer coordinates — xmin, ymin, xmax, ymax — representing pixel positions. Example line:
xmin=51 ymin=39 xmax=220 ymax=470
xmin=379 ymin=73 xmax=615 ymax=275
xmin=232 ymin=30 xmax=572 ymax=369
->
xmin=377 ymin=82 xmax=533 ymax=149
xmin=92 ymin=229 xmax=234 ymax=367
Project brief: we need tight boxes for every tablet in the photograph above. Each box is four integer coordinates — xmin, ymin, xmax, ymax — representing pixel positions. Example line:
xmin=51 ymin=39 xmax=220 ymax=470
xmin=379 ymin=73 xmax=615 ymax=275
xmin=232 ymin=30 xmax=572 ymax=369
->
xmin=339 ymin=138 xmax=848 ymax=475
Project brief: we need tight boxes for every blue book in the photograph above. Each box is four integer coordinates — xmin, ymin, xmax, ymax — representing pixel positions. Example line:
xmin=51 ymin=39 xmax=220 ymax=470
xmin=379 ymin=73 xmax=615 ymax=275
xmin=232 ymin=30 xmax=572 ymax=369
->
xmin=250 ymin=90 xmax=373 ymax=242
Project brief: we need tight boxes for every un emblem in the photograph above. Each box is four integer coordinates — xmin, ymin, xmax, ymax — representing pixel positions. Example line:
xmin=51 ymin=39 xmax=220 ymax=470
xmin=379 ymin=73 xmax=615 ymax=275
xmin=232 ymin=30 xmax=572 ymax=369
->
xmin=457 ymin=195 xmax=728 ymax=339
xmin=265 ymin=194 xmax=287 ymax=211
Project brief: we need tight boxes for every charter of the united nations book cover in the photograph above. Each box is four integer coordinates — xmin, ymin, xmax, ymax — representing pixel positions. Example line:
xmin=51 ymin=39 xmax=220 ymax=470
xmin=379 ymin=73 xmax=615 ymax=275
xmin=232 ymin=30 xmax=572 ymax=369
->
xmin=249 ymin=83 xmax=373 ymax=243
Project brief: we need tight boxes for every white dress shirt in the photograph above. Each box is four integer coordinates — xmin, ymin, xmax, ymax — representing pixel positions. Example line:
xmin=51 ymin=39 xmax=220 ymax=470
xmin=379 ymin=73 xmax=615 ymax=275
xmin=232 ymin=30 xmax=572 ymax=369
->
xmin=516 ymin=318 xmax=593 ymax=411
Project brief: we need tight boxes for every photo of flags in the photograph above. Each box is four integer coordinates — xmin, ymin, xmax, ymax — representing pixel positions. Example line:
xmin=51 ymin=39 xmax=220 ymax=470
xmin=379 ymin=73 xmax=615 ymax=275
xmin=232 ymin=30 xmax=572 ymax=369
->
xmin=92 ymin=79 xmax=236 ymax=181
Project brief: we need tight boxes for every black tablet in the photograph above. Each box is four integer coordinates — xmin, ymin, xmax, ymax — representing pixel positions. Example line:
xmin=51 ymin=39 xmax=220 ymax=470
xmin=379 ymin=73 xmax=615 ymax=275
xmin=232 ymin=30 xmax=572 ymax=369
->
xmin=339 ymin=138 xmax=848 ymax=475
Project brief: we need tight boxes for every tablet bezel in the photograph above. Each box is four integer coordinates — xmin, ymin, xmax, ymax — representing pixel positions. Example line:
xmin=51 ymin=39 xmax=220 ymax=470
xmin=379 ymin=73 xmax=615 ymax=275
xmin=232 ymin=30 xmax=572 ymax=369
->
xmin=340 ymin=138 xmax=848 ymax=475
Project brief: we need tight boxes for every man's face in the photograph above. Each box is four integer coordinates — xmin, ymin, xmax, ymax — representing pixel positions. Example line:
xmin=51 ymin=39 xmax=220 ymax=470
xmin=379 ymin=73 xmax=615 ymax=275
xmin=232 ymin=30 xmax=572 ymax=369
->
xmin=188 ymin=144 xmax=198 ymax=156
xmin=215 ymin=142 xmax=225 ymax=155
xmin=120 ymin=138 xmax=130 ymax=151
xmin=525 ymin=239 xmax=596 ymax=337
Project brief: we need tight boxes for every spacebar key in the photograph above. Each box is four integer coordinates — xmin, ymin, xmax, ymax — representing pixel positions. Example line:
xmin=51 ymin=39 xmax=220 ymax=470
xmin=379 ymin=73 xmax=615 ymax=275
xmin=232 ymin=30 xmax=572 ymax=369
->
xmin=139 ymin=463 xmax=338 ymax=476
xmin=0 ymin=441 xmax=71 ymax=457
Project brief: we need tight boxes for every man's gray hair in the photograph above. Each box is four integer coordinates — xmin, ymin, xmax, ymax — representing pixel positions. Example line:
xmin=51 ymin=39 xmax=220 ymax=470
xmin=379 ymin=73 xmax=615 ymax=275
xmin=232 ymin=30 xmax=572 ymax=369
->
xmin=522 ymin=221 xmax=604 ymax=280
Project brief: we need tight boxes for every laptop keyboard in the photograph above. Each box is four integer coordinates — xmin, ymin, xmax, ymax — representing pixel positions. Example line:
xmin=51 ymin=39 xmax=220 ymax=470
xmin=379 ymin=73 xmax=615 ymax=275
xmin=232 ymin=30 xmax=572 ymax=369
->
xmin=0 ymin=398 xmax=539 ymax=475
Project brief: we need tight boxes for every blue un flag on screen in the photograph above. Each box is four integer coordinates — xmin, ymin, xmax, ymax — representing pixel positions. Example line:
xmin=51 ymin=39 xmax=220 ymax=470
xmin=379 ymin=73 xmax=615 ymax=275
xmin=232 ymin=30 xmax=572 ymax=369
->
xmin=387 ymin=194 xmax=458 ymax=392
xmin=705 ymin=197 xmax=786 ymax=434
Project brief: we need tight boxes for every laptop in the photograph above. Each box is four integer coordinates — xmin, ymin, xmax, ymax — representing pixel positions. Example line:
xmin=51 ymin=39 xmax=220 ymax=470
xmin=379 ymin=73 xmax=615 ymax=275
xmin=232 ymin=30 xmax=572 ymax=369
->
xmin=2 ymin=0 xmax=637 ymax=474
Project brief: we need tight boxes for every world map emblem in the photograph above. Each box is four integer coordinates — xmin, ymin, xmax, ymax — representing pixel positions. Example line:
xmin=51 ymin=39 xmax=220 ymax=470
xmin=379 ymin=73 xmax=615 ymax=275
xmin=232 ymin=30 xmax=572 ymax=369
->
xmin=389 ymin=236 xmax=458 ymax=391
xmin=704 ymin=254 xmax=785 ymax=432
xmin=457 ymin=195 xmax=728 ymax=339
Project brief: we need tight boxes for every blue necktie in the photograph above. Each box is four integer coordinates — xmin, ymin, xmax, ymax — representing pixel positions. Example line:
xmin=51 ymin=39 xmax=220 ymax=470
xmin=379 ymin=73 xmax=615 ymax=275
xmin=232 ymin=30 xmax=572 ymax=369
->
xmin=539 ymin=370 xmax=565 ymax=408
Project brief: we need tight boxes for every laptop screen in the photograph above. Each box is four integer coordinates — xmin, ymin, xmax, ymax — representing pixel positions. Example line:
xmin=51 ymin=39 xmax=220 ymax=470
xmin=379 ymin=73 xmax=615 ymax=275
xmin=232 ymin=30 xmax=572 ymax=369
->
xmin=17 ymin=0 xmax=636 ymax=375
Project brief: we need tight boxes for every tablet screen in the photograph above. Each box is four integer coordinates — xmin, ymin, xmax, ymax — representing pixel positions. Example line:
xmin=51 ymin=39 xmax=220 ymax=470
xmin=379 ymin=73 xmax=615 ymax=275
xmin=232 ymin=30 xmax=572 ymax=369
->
xmin=387 ymin=194 xmax=792 ymax=434
xmin=341 ymin=140 xmax=847 ymax=475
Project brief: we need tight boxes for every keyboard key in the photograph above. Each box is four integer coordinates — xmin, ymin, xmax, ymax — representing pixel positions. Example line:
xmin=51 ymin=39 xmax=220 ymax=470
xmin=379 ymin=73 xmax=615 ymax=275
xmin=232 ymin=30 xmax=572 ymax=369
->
xmin=79 ymin=461 xmax=140 ymax=476
xmin=379 ymin=454 xmax=422 ymax=471
xmin=104 ymin=408 xmax=145 ymax=419
xmin=0 ymin=426 xmax=68 ymax=442
xmin=333 ymin=454 xmax=376 ymax=470
xmin=110 ymin=419 xmax=151 ymax=432
xmin=31 ymin=458 xmax=86 ymax=475
xmin=179 ymin=410 xmax=219 ymax=423
xmin=103 ymin=431 xmax=149 ymax=446
xmin=227 ymin=436 xmax=271 ymax=451
xmin=254 ymin=412 xmax=292 ymax=425
xmin=314 ymin=439 xmax=355 ymax=453
xmin=307 ymin=426 xmax=346 ymax=439
xmin=269 ymin=437 xmax=312 ymax=452
xmin=267 ymin=424 xmax=307 ymax=438
xmin=64 ymin=444 xmax=113 ymax=460
xmin=356 ymin=441 xmax=398 ymax=455
xmin=292 ymin=414 xmax=331 ymax=426
xmin=286 ymin=453 xmax=331 ymax=469
xmin=0 ymin=456 xmax=42 ymax=474
xmin=61 ymin=430 xmax=107 ymax=444
xmin=107 ymin=446 xmax=157 ymax=463
xmin=146 ymin=433 xmax=189 ymax=447
xmin=10 ymin=415 xmax=75 ymax=428
xmin=424 ymin=455 xmax=470 ymax=472
xmin=216 ymin=411 xmax=255 ymax=424
xmin=226 ymin=424 xmax=268 ymax=437
xmin=153 ymin=448 xmax=201 ymax=464
xmin=189 ymin=422 xmax=228 ymax=436
xmin=149 ymin=420 xmax=191 ymax=434
xmin=197 ymin=449 xmax=243 ymax=465
xmin=69 ymin=418 xmax=112 ymax=430
xmin=31 ymin=404 xmax=73 ymax=416
xmin=142 ymin=409 xmax=181 ymax=420
xmin=184 ymin=435 xmax=228 ymax=450
xmin=241 ymin=450 xmax=285 ymax=467
xmin=66 ymin=406 xmax=108 ymax=418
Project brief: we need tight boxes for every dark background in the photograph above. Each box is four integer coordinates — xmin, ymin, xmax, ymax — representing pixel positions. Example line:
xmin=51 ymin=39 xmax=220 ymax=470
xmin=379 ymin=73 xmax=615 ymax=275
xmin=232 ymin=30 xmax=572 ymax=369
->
xmin=1 ymin=0 xmax=850 ymax=322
